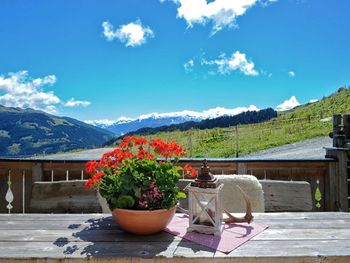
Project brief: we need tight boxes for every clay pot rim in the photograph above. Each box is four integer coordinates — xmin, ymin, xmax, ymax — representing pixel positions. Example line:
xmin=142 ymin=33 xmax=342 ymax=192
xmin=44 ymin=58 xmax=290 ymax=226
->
xmin=113 ymin=206 xmax=176 ymax=213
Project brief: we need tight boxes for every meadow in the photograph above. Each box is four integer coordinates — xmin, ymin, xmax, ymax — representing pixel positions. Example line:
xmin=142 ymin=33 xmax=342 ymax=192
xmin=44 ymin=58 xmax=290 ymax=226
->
xmin=128 ymin=87 xmax=350 ymax=157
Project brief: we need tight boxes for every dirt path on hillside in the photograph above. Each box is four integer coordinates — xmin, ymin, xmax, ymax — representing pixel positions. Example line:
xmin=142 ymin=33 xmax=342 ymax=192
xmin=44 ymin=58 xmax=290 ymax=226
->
xmin=244 ymin=136 xmax=332 ymax=159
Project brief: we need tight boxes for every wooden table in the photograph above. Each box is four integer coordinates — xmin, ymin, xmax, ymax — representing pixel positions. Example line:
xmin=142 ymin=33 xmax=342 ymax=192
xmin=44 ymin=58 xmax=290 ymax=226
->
xmin=1 ymin=212 xmax=350 ymax=262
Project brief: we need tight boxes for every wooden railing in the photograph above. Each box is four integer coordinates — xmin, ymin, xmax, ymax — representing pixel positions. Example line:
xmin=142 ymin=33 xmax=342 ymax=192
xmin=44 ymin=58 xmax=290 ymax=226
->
xmin=0 ymin=157 xmax=343 ymax=213
xmin=180 ymin=158 xmax=338 ymax=211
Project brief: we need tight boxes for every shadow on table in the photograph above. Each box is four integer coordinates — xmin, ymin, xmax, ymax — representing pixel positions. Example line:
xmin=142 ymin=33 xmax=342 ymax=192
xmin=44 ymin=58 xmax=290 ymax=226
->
xmin=173 ymin=223 xmax=254 ymax=255
xmin=53 ymin=216 xmax=177 ymax=258
xmin=224 ymin=223 xmax=254 ymax=237
xmin=176 ymin=237 xmax=217 ymax=254
xmin=164 ymin=214 xmax=254 ymax=254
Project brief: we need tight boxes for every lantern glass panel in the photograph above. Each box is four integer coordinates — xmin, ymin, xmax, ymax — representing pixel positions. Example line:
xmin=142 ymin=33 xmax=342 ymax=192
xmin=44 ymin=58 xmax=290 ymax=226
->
xmin=192 ymin=192 xmax=217 ymax=227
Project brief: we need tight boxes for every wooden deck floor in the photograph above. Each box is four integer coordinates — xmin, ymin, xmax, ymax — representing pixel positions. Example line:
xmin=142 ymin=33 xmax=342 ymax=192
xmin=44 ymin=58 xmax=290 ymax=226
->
xmin=0 ymin=212 xmax=350 ymax=262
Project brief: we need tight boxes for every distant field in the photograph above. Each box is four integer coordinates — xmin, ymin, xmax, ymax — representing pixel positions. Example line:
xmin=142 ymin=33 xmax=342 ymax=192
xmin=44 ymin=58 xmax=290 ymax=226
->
xmin=116 ymin=87 xmax=350 ymax=158
xmin=43 ymin=114 xmax=333 ymax=159
xmin=136 ymin=115 xmax=332 ymax=157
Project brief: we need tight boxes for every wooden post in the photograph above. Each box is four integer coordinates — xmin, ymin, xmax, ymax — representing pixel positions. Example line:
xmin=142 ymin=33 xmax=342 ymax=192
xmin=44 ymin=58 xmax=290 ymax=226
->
xmin=32 ymin=163 xmax=43 ymax=182
xmin=237 ymin=163 xmax=247 ymax=174
xmin=333 ymin=115 xmax=342 ymax=138
xmin=188 ymin=134 xmax=193 ymax=158
xmin=326 ymin=161 xmax=337 ymax=211
xmin=333 ymin=115 xmax=344 ymax=147
xmin=343 ymin=114 xmax=350 ymax=142
xmin=325 ymin=147 xmax=349 ymax=211
xmin=325 ymin=115 xmax=350 ymax=211
xmin=22 ymin=170 xmax=25 ymax=214
xmin=336 ymin=150 xmax=348 ymax=211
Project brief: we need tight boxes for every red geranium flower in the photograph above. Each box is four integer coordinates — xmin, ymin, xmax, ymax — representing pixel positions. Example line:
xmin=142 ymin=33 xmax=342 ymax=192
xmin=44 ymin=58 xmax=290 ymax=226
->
xmin=85 ymin=136 xmax=193 ymax=211
xmin=183 ymin=164 xmax=197 ymax=178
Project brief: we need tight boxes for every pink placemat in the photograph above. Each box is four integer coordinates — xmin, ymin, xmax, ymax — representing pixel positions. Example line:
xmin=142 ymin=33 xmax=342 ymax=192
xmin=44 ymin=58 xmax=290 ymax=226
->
xmin=164 ymin=214 xmax=268 ymax=254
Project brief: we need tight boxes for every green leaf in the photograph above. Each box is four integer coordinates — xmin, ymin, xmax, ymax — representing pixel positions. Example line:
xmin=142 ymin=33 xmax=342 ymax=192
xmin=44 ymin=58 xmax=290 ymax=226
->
xmin=177 ymin=192 xmax=186 ymax=199
xmin=133 ymin=187 xmax=141 ymax=198
xmin=111 ymin=197 xmax=119 ymax=208
xmin=115 ymin=195 xmax=135 ymax=209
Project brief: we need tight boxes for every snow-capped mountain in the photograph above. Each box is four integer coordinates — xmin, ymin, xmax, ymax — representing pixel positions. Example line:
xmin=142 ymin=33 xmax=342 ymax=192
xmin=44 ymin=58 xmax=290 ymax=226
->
xmin=85 ymin=105 xmax=259 ymax=136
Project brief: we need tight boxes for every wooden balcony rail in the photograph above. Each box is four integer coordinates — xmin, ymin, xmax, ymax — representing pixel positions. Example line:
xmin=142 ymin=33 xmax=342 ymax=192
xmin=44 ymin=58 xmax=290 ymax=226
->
xmin=1 ymin=157 xmax=345 ymax=214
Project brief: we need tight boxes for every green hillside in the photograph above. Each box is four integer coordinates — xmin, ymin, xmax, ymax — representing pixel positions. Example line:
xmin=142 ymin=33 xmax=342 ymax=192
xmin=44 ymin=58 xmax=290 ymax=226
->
xmin=280 ymin=87 xmax=350 ymax=119
xmin=124 ymin=87 xmax=350 ymax=157
xmin=0 ymin=105 xmax=115 ymax=157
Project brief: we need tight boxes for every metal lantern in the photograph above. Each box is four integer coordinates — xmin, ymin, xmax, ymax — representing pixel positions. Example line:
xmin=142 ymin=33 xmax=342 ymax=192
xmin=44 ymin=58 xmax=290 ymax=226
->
xmin=187 ymin=160 xmax=224 ymax=236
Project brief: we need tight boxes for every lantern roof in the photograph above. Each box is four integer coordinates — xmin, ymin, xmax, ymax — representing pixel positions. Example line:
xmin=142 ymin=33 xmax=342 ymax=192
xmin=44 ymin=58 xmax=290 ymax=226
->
xmin=191 ymin=159 xmax=219 ymax=188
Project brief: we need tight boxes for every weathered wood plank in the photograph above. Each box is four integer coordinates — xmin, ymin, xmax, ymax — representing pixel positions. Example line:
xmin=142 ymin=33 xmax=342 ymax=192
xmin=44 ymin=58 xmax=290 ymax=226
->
xmin=0 ymin=258 xmax=349 ymax=263
xmin=246 ymin=161 xmax=330 ymax=169
xmin=225 ymin=240 xmax=350 ymax=257
xmin=0 ymin=161 xmax=33 ymax=171
xmin=0 ymin=239 xmax=349 ymax=259
xmin=254 ymin=228 xmax=350 ymax=240
xmin=0 ymin=229 xmax=182 ymax=242
xmin=218 ymin=258 xmax=350 ymax=263
xmin=0 ymin=212 xmax=349 ymax=222
xmin=2 ymin=228 xmax=350 ymax=243
xmin=0 ymin=241 xmax=179 ymax=258
xmin=0 ymin=213 xmax=108 ymax=221
xmin=260 ymin=180 xmax=313 ymax=211
xmin=3 ymin=218 xmax=350 ymax=230
xmin=30 ymin=180 xmax=102 ymax=213
xmin=0 ymin=212 xmax=349 ymax=221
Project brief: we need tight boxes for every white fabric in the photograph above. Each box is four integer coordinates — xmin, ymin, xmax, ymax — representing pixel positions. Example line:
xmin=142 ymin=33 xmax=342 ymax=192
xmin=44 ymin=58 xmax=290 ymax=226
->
xmin=216 ymin=174 xmax=265 ymax=213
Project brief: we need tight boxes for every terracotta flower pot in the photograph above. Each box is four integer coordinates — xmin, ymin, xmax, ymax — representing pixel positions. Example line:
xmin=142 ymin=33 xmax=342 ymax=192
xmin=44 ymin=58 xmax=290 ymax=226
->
xmin=112 ymin=206 xmax=176 ymax=235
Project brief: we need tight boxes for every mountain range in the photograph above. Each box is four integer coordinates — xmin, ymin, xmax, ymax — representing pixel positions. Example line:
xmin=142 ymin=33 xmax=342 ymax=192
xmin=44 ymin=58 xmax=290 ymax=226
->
xmin=0 ymin=103 xmax=264 ymax=157
xmin=121 ymin=108 xmax=277 ymax=137
xmin=1 ymin=87 xmax=348 ymax=158
xmin=86 ymin=105 xmax=259 ymax=136
xmin=100 ymin=107 xmax=277 ymax=148
xmin=0 ymin=105 xmax=115 ymax=157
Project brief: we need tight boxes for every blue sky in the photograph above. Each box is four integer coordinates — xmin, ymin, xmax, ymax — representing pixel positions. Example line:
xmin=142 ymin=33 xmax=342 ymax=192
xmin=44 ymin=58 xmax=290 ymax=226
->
xmin=0 ymin=0 xmax=349 ymax=121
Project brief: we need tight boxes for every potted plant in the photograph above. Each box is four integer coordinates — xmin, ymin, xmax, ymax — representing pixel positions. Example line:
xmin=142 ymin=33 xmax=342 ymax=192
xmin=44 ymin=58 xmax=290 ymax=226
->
xmin=85 ymin=135 xmax=197 ymax=235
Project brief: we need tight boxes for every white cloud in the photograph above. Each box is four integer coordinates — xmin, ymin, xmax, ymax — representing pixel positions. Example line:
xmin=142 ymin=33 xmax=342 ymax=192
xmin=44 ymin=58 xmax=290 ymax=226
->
xmin=201 ymin=51 xmax=259 ymax=76
xmin=260 ymin=70 xmax=272 ymax=78
xmin=0 ymin=71 xmax=60 ymax=111
xmin=45 ymin=105 xmax=58 ymax=115
xmin=32 ymin=75 xmax=56 ymax=86
xmin=184 ymin=59 xmax=195 ymax=72
xmin=276 ymin=96 xmax=300 ymax=111
xmin=170 ymin=0 xmax=258 ymax=34
xmin=0 ymin=71 xmax=91 ymax=114
xmin=309 ymin=99 xmax=318 ymax=104
xmin=102 ymin=19 xmax=154 ymax=47
xmin=65 ymin=98 xmax=91 ymax=107
xmin=288 ymin=71 xmax=296 ymax=77
xmin=260 ymin=0 xmax=278 ymax=7
xmin=86 ymin=105 xmax=259 ymax=127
